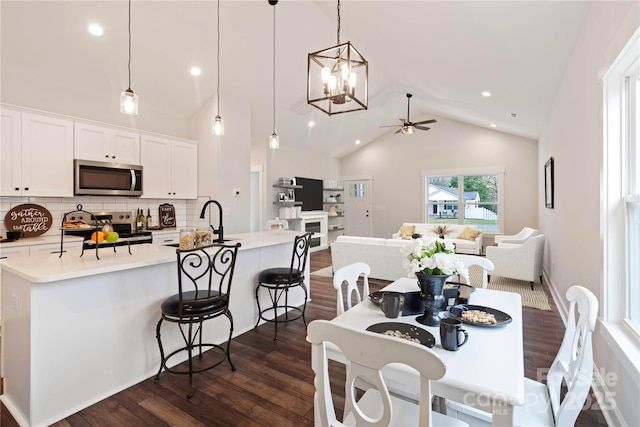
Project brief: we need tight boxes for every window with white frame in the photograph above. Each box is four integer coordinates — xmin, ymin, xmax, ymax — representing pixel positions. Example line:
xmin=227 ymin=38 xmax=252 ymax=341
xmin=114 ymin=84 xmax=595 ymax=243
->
xmin=604 ymin=28 xmax=640 ymax=335
xmin=422 ymin=168 xmax=504 ymax=233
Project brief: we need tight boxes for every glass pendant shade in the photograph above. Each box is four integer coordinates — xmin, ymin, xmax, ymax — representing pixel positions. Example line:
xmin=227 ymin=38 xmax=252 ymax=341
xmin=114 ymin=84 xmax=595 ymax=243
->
xmin=269 ymin=133 xmax=279 ymax=150
xmin=120 ymin=89 xmax=138 ymax=115
xmin=213 ymin=115 xmax=224 ymax=136
xmin=402 ymin=125 xmax=415 ymax=135
xmin=308 ymin=41 xmax=368 ymax=116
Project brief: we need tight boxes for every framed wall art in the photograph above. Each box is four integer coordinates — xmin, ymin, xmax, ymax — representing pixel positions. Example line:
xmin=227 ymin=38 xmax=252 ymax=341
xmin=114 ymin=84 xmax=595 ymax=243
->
xmin=544 ymin=157 xmax=554 ymax=209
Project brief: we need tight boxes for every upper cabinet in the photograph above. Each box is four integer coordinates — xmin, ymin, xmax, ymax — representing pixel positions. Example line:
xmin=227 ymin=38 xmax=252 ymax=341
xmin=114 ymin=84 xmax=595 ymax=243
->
xmin=140 ymin=135 xmax=198 ymax=199
xmin=74 ymin=123 xmax=140 ymax=165
xmin=1 ymin=108 xmax=74 ymax=197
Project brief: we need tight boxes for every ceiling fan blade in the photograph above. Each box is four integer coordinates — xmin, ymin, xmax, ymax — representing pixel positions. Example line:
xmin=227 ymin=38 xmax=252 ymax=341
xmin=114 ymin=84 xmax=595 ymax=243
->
xmin=394 ymin=129 xmax=402 ymax=134
xmin=399 ymin=118 xmax=406 ymax=123
xmin=415 ymin=126 xmax=431 ymax=131
xmin=379 ymin=125 xmax=401 ymax=128
xmin=413 ymin=119 xmax=437 ymax=125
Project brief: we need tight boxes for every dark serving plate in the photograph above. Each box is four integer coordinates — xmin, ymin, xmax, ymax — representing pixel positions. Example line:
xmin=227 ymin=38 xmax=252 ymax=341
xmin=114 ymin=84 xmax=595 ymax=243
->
xmin=366 ymin=322 xmax=435 ymax=347
xmin=449 ymin=304 xmax=512 ymax=327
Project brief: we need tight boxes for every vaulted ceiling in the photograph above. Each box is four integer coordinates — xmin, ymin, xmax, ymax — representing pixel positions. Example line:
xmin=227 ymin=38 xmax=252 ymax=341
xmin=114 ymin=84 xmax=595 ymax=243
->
xmin=1 ymin=1 xmax=591 ymax=157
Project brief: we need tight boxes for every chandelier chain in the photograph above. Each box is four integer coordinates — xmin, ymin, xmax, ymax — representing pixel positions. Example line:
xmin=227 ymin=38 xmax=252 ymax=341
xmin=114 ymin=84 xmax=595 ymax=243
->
xmin=216 ymin=0 xmax=220 ymax=114
xmin=127 ymin=0 xmax=132 ymax=90
xmin=336 ymin=0 xmax=341 ymax=45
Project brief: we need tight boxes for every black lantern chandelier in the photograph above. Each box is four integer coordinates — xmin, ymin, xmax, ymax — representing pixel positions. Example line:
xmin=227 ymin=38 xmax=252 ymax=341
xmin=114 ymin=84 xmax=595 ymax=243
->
xmin=307 ymin=0 xmax=368 ymax=116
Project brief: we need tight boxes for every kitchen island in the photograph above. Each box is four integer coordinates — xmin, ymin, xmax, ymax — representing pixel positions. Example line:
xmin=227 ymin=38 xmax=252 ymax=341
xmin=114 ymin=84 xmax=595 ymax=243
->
xmin=0 ymin=230 xmax=309 ymax=426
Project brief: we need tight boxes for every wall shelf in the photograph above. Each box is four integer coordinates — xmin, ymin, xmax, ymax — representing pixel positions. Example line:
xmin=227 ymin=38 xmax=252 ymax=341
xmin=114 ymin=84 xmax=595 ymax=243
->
xmin=273 ymin=201 xmax=303 ymax=206
xmin=323 ymin=187 xmax=344 ymax=191
xmin=273 ymin=184 xmax=302 ymax=189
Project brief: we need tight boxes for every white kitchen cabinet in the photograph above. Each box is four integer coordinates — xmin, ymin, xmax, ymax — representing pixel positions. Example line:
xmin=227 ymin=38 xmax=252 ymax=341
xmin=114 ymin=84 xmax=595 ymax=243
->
xmin=0 ymin=245 xmax=30 ymax=328
xmin=140 ymin=135 xmax=197 ymax=199
xmin=0 ymin=109 xmax=73 ymax=197
xmin=74 ymin=123 xmax=140 ymax=165
xmin=1 ymin=108 xmax=22 ymax=196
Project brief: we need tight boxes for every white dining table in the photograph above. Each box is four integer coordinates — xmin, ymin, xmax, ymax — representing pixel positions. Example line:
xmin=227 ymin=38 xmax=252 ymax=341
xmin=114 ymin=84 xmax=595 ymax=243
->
xmin=327 ymin=277 xmax=525 ymax=427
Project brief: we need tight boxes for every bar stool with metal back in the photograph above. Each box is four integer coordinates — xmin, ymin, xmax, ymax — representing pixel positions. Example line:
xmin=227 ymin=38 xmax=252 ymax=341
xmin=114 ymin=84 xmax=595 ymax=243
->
xmin=255 ymin=232 xmax=313 ymax=340
xmin=154 ymin=242 xmax=241 ymax=398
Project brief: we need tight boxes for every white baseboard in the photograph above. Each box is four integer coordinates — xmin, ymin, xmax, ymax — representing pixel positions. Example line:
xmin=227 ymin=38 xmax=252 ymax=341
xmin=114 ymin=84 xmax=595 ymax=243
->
xmin=543 ymin=270 xmax=627 ymax=427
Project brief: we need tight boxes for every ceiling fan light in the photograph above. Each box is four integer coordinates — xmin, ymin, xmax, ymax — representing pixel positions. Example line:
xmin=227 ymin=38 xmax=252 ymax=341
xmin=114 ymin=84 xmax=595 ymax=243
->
xmin=402 ymin=125 xmax=415 ymax=135
xmin=213 ymin=115 xmax=224 ymax=136
xmin=120 ymin=89 xmax=138 ymax=115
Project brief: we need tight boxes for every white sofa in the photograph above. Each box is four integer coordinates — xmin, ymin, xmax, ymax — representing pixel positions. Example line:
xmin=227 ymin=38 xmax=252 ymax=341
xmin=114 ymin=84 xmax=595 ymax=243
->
xmin=391 ymin=223 xmax=483 ymax=255
xmin=330 ymin=236 xmax=412 ymax=281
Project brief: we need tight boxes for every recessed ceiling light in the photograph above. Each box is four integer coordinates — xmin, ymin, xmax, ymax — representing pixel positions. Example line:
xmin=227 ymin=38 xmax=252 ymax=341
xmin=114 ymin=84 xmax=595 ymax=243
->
xmin=190 ymin=67 xmax=201 ymax=76
xmin=482 ymin=91 xmax=491 ymax=97
xmin=88 ymin=24 xmax=104 ymax=36
xmin=510 ymin=112 xmax=519 ymax=118
xmin=355 ymin=140 xmax=361 ymax=145
xmin=308 ymin=121 xmax=315 ymax=127
xmin=490 ymin=123 xmax=497 ymax=128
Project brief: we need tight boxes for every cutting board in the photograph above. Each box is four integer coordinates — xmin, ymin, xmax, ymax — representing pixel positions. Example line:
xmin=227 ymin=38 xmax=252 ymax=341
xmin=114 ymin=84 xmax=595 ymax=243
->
xmin=159 ymin=204 xmax=176 ymax=228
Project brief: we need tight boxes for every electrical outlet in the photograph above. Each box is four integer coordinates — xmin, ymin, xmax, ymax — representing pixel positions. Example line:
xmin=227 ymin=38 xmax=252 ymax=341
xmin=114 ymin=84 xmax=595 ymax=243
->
xmin=10 ymin=294 xmax=19 ymax=311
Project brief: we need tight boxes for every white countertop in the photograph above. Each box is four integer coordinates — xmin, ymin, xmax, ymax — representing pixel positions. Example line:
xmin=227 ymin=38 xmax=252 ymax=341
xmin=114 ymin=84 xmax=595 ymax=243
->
xmin=0 ymin=230 xmax=301 ymax=283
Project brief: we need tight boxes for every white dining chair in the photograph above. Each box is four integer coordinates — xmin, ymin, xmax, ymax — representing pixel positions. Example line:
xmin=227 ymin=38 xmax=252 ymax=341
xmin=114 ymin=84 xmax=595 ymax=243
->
xmin=307 ymin=319 xmax=469 ymax=427
xmin=333 ymin=262 xmax=371 ymax=315
xmin=453 ymin=254 xmax=495 ymax=288
xmin=445 ymin=285 xmax=598 ymax=426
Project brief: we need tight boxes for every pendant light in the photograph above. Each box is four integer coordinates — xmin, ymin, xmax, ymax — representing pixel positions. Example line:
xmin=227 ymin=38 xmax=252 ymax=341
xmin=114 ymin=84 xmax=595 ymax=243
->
xmin=269 ymin=0 xmax=279 ymax=149
xmin=212 ymin=0 xmax=224 ymax=136
xmin=120 ymin=0 xmax=138 ymax=115
xmin=307 ymin=0 xmax=368 ymax=116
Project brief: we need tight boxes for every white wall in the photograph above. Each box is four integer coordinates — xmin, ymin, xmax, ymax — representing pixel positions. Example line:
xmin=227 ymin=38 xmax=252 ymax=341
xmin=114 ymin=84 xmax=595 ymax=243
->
xmin=340 ymin=116 xmax=538 ymax=238
xmin=188 ymin=91 xmax=251 ymax=234
xmin=539 ymin=1 xmax=640 ymax=425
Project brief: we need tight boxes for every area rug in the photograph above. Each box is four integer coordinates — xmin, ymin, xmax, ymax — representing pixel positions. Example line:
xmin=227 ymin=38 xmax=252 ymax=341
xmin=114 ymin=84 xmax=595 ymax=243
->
xmin=310 ymin=266 xmax=333 ymax=277
xmin=311 ymin=265 xmax=552 ymax=311
xmin=460 ymin=265 xmax=552 ymax=311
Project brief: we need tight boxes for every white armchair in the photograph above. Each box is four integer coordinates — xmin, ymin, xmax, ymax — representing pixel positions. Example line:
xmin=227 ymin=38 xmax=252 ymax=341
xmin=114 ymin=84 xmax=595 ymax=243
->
xmin=493 ymin=227 xmax=539 ymax=245
xmin=485 ymin=234 xmax=545 ymax=290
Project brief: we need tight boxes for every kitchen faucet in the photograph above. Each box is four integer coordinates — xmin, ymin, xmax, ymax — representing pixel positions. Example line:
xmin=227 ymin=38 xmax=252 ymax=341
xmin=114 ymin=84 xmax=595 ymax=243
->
xmin=199 ymin=200 xmax=224 ymax=243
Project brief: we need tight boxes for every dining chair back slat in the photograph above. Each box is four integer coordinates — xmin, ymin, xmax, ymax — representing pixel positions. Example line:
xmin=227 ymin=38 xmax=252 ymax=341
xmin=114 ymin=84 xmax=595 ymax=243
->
xmin=333 ymin=262 xmax=371 ymax=315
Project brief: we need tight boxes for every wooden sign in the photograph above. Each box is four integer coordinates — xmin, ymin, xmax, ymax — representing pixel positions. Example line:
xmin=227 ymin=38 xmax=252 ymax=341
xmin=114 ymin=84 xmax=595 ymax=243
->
xmin=159 ymin=204 xmax=176 ymax=228
xmin=4 ymin=204 xmax=53 ymax=237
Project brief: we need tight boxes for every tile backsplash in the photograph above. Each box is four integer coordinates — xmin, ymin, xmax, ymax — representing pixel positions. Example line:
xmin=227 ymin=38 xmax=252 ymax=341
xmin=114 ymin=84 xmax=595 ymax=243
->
xmin=0 ymin=196 xmax=211 ymax=237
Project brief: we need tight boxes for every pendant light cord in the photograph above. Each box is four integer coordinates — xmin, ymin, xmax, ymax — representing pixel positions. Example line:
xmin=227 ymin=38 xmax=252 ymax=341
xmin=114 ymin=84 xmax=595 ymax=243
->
xmin=272 ymin=3 xmax=276 ymax=134
xmin=216 ymin=0 xmax=220 ymax=114
xmin=127 ymin=0 xmax=132 ymax=90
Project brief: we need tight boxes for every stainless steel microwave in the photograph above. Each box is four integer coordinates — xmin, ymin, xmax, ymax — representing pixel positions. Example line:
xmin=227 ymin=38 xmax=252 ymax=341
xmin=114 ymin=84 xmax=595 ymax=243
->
xmin=74 ymin=159 xmax=143 ymax=196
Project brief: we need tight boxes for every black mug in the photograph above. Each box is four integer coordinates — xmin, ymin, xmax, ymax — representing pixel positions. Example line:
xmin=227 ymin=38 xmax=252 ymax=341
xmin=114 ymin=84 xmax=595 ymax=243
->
xmin=381 ymin=293 xmax=401 ymax=318
xmin=439 ymin=317 xmax=468 ymax=351
xmin=7 ymin=231 xmax=24 ymax=240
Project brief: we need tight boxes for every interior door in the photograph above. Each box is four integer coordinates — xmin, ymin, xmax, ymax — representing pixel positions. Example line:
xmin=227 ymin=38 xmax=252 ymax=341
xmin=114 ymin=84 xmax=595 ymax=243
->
xmin=343 ymin=179 xmax=372 ymax=237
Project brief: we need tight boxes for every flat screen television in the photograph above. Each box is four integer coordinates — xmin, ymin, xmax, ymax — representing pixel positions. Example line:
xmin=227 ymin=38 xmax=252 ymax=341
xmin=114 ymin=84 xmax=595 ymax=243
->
xmin=295 ymin=177 xmax=323 ymax=211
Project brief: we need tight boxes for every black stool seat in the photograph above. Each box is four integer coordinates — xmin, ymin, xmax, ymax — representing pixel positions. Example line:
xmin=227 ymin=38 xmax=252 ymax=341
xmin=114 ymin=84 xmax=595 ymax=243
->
xmin=161 ymin=290 xmax=226 ymax=317
xmin=255 ymin=232 xmax=313 ymax=340
xmin=258 ymin=268 xmax=304 ymax=285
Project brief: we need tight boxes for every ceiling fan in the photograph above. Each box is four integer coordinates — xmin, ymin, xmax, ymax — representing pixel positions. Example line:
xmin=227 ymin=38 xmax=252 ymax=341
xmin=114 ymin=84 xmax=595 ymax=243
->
xmin=380 ymin=93 xmax=437 ymax=134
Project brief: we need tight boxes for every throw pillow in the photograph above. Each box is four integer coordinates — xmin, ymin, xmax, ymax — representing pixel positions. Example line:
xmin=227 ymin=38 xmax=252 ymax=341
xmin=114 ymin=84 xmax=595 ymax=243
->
xmin=399 ymin=225 xmax=415 ymax=238
xmin=457 ymin=226 xmax=482 ymax=241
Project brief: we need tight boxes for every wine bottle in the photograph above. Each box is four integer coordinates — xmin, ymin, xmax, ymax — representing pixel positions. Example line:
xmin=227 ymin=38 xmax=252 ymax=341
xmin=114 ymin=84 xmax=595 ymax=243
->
xmin=136 ymin=208 xmax=145 ymax=232
xmin=146 ymin=208 xmax=152 ymax=229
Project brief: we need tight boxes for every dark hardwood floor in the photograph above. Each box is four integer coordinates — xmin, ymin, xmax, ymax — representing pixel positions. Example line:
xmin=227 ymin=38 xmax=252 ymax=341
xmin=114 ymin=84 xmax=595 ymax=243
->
xmin=1 ymin=249 xmax=608 ymax=426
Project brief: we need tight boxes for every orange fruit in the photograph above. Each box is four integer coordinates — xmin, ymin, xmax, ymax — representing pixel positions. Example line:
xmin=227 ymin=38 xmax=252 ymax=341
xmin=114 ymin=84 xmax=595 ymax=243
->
xmin=91 ymin=231 xmax=105 ymax=243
